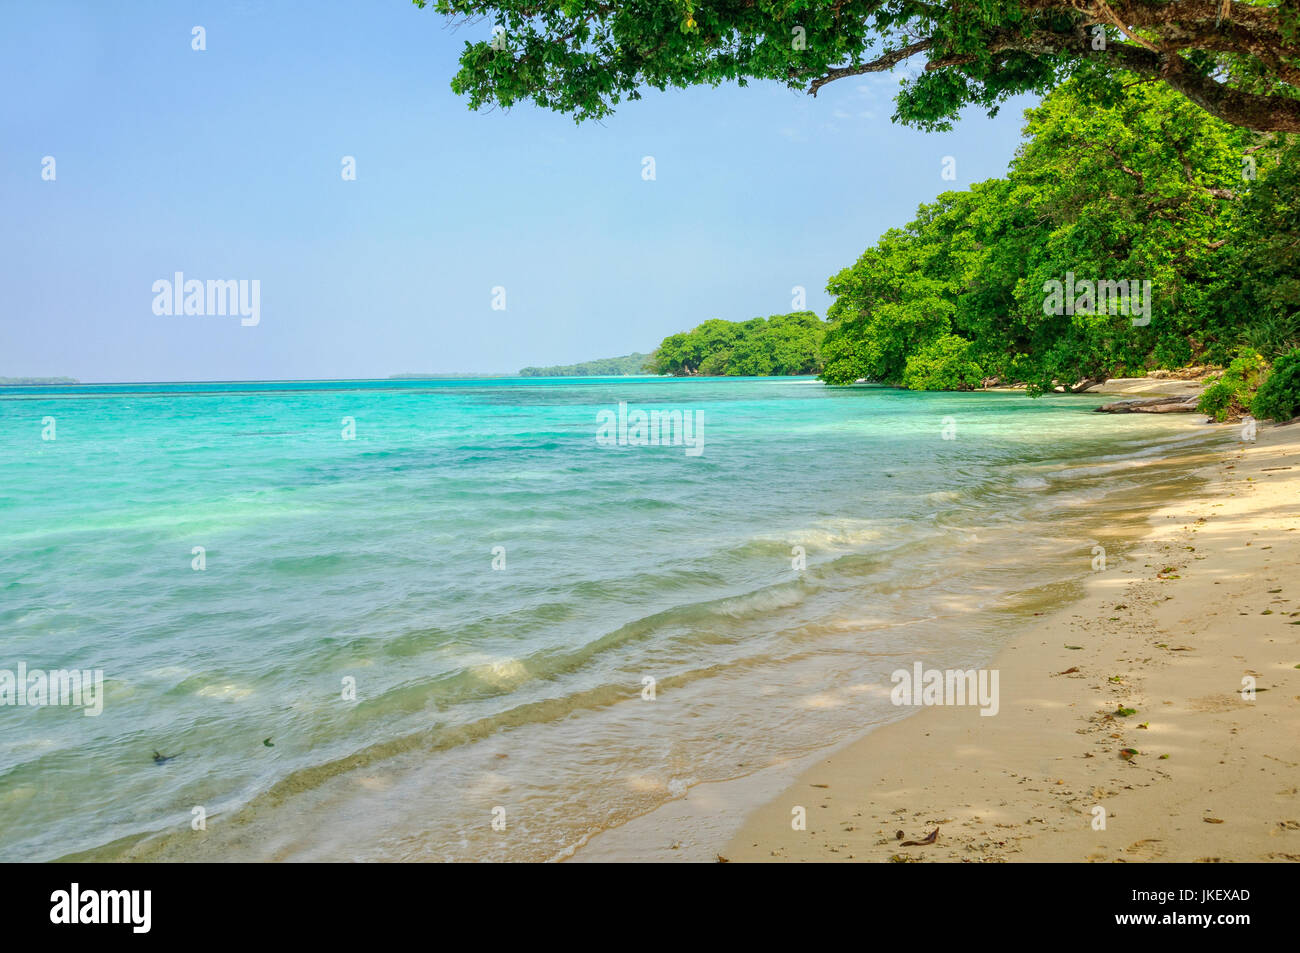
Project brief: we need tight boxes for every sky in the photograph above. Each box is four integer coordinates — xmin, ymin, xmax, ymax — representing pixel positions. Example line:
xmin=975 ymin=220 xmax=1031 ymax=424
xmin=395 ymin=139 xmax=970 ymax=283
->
xmin=1 ymin=1 xmax=1039 ymax=382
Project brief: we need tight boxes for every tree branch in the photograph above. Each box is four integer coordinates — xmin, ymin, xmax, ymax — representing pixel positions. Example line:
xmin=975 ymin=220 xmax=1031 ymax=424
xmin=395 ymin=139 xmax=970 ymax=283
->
xmin=806 ymin=39 xmax=933 ymax=96
xmin=1092 ymin=0 xmax=1161 ymax=52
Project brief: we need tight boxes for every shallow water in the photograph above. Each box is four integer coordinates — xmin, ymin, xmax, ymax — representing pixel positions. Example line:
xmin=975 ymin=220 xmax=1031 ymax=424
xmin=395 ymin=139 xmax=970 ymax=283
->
xmin=0 ymin=376 xmax=1224 ymax=861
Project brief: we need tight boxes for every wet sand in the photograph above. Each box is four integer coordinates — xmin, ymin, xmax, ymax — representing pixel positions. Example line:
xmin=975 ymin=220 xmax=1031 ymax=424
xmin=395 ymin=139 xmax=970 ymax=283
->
xmin=573 ymin=420 xmax=1300 ymax=862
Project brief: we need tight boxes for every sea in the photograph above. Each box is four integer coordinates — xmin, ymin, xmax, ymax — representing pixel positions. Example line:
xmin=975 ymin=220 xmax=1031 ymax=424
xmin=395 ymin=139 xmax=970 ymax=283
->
xmin=0 ymin=376 xmax=1224 ymax=860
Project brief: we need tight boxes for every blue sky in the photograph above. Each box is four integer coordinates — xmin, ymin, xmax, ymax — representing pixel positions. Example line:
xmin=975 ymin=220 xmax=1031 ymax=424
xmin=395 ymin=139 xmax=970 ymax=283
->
xmin=1 ymin=0 xmax=1037 ymax=382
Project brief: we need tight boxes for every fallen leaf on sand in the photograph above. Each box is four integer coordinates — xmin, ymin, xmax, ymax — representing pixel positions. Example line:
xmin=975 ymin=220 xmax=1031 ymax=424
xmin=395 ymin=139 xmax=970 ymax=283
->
xmin=1203 ymin=818 xmax=1225 ymax=824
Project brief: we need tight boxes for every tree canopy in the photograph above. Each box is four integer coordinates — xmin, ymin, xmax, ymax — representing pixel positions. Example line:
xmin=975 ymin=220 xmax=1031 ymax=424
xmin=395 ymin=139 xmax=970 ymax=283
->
xmin=417 ymin=1 xmax=1300 ymax=132
xmin=819 ymin=75 xmax=1297 ymax=392
xmin=651 ymin=312 xmax=826 ymax=375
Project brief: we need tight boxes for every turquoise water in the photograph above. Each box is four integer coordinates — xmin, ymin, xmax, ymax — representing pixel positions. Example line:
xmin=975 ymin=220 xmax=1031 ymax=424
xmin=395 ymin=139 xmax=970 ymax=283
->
xmin=0 ymin=376 xmax=1219 ymax=861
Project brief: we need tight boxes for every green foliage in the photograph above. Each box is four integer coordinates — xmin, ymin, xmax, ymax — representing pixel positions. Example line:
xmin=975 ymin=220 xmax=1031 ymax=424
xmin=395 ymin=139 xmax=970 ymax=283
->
xmin=820 ymin=77 xmax=1297 ymax=393
xmin=1242 ymin=312 xmax=1300 ymax=360
xmin=418 ymin=1 xmax=1300 ymax=134
xmin=1252 ymin=348 xmax=1300 ymax=421
xmin=519 ymin=353 xmax=652 ymax=376
xmin=820 ymin=181 xmax=1007 ymax=386
xmin=1198 ymin=349 xmax=1268 ymax=421
xmin=1227 ymin=139 xmax=1300 ymax=359
xmin=651 ymin=312 xmax=825 ymax=376
xmin=901 ymin=335 xmax=983 ymax=391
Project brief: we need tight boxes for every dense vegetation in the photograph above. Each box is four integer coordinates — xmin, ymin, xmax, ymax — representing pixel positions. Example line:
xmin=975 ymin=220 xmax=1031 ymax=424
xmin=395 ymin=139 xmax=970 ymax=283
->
xmin=1197 ymin=346 xmax=1300 ymax=421
xmin=624 ymin=77 xmax=1300 ymax=416
xmin=642 ymin=78 xmax=1299 ymax=417
xmin=1251 ymin=349 xmax=1300 ymax=421
xmin=819 ymin=77 xmax=1299 ymax=408
xmin=519 ymin=353 xmax=652 ymax=376
xmin=1198 ymin=349 xmax=1270 ymax=421
xmin=650 ymin=312 xmax=825 ymax=376
xmin=419 ymin=1 xmax=1300 ymax=133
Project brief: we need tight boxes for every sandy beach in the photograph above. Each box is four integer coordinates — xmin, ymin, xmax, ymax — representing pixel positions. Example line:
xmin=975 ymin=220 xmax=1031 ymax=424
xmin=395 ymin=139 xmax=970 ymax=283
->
xmin=725 ymin=419 xmax=1300 ymax=862
xmin=573 ymin=415 xmax=1300 ymax=863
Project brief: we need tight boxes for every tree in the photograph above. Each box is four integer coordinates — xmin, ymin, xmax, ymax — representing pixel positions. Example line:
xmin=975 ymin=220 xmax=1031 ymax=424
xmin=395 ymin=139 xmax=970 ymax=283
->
xmin=416 ymin=1 xmax=1300 ymax=133
xmin=820 ymin=75 xmax=1272 ymax=392
xmin=651 ymin=312 xmax=825 ymax=375
xmin=1222 ymin=137 xmax=1300 ymax=356
xmin=902 ymin=333 xmax=985 ymax=389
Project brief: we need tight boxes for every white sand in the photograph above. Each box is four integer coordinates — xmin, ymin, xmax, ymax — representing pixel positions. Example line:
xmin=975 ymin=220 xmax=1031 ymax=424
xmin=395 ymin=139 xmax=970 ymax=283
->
xmin=572 ymin=421 xmax=1300 ymax=862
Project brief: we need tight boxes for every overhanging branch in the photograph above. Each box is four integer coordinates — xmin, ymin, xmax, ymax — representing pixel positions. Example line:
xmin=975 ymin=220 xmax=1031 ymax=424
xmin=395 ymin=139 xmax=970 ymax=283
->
xmin=800 ymin=10 xmax=1300 ymax=133
xmin=806 ymin=39 xmax=932 ymax=96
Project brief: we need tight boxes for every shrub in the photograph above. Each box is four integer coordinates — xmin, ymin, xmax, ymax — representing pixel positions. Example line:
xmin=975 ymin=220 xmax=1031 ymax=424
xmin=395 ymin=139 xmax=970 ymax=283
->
xmin=1198 ymin=349 xmax=1267 ymax=421
xmin=1252 ymin=348 xmax=1300 ymax=422
xmin=1242 ymin=312 xmax=1300 ymax=360
xmin=901 ymin=335 xmax=984 ymax=391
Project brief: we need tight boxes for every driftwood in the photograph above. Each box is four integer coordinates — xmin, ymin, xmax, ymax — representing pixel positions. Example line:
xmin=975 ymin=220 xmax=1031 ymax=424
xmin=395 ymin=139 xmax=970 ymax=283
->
xmin=1094 ymin=396 xmax=1201 ymax=414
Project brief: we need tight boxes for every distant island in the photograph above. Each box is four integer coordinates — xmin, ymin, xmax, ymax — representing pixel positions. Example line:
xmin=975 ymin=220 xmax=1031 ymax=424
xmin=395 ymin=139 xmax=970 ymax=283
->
xmin=650 ymin=312 xmax=825 ymax=377
xmin=515 ymin=314 xmax=830 ymax=380
xmin=518 ymin=353 xmax=652 ymax=377
xmin=0 ymin=377 xmax=79 ymax=385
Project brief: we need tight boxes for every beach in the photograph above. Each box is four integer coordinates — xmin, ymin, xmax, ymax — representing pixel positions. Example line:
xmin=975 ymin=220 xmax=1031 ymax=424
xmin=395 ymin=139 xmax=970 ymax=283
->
xmin=576 ymin=416 xmax=1300 ymax=862
xmin=3 ymin=377 xmax=1238 ymax=862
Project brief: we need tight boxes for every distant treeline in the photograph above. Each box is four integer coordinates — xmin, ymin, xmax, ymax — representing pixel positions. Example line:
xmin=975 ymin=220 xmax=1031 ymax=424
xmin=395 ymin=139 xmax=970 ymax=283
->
xmin=0 ymin=377 xmax=78 ymax=385
xmin=650 ymin=312 xmax=825 ymax=376
xmin=518 ymin=353 xmax=652 ymax=377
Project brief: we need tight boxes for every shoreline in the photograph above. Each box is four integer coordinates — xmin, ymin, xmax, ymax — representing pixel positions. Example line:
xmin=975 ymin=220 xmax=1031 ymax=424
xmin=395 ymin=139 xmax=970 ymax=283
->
xmin=31 ymin=381 xmax=1218 ymax=864
xmin=571 ymin=418 xmax=1299 ymax=862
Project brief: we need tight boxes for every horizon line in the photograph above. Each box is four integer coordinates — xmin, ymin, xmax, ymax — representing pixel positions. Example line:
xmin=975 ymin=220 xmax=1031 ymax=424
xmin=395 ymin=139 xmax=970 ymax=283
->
xmin=0 ymin=372 xmax=683 ymax=387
